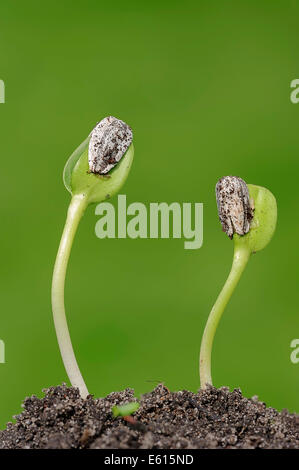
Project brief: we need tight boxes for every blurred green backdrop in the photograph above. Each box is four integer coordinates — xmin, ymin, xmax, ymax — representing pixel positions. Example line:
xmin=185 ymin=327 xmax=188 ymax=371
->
xmin=0 ymin=0 xmax=299 ymax=428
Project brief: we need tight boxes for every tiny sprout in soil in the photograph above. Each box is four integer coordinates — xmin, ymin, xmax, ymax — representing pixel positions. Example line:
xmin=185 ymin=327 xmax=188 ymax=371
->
xmin=112 ymin=402 xmax=140 ymax=417
xmin=51 ymin=116 xmax=134 ymax=398
xmin=199 ymin=176 xmax=277 ymax=388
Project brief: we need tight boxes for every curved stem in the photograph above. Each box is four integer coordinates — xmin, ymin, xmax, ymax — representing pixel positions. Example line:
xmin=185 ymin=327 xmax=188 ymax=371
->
xmin=199 ymin=243 xmax=251 ymax=388
xmin=51 ymin=193 xmax=89 ymax=398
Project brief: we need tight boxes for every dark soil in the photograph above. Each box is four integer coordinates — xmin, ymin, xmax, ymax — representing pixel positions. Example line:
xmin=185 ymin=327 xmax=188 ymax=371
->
xmin=0 ymin=384 xmax=298 ymax=449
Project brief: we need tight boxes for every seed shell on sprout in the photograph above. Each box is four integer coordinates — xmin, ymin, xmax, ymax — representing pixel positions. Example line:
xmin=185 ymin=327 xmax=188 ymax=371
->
xmin=215 ymin=175 xmax=254 ymax=239
xmin=88 ymin=116 xmax=133 ymax=175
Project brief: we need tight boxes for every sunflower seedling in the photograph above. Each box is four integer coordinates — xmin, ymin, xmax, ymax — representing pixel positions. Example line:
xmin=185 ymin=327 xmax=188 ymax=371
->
xmin=51 ymin=116 xmax=134 ymax=398
xmin=112 ymin=402 xmax=140 ymax=418
xmin=199 ymin=176 xmax=277 ymax=388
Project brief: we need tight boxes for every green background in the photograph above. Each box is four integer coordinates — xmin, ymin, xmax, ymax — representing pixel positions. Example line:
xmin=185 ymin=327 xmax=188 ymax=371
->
xmin=0 ymin=0 xmax=298 ymax=428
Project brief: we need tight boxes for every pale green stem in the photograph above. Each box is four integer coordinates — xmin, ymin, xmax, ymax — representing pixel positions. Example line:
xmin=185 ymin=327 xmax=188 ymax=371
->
xmin=51 ymin=193 xmax=89 ymax=398
xmin=199 ymin=243 xmax=251 ymax=388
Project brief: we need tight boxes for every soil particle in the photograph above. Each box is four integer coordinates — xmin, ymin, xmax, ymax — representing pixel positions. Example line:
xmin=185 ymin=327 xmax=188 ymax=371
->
xmin=0 ymin=384 xmax=298 ymax=449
